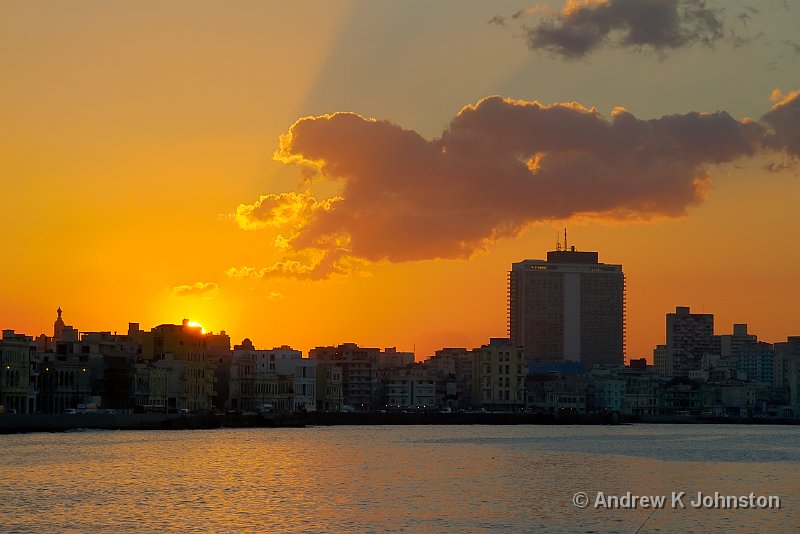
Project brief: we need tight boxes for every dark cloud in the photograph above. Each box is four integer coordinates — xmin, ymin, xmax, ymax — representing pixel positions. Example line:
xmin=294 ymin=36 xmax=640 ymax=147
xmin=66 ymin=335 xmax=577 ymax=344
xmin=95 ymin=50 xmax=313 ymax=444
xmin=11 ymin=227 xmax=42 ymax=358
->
xmin=487 ymin=15 xmax=506 ymax=27
xmin=223 ymin=92 xmax=800 ymax=280
xmin=730 ymin=30 xmax=764 ymax=49
xmin=736 ymin=12 xmax=751 ymax=28
xmin=523 ymin=0 xmax=724 ymax=59
xmin=762 ymin=91 xmax=800 ymax=156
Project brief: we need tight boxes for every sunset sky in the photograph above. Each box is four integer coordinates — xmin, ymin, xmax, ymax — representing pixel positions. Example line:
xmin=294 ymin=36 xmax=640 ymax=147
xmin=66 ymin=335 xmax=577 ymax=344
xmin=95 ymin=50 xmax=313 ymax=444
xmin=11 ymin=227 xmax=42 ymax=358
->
xmin=2 ymin=0 xmax=799 ymax=360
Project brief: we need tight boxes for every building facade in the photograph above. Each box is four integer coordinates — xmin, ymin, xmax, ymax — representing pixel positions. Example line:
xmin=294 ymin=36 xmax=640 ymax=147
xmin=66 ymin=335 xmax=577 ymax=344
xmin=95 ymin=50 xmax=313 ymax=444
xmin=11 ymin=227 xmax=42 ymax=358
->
xmin=309 ymin=344 xmax=381 ymax=410
xmin=140 ymin=320 xmax=214 ymax=412
xmin=665 ymin=307 xmax=719 ymax=378
xmin=275 ymin=357 xmax=316 ymax=411
xmin=509 ymin=247 xmax=625 ymax=365
xmin=472 ymin=338 xmax=526 ymax=411
xmin=0 ymin=330 xmax=37 ymax=414
xmin=316 ymin=363 xmax=343 ymax=412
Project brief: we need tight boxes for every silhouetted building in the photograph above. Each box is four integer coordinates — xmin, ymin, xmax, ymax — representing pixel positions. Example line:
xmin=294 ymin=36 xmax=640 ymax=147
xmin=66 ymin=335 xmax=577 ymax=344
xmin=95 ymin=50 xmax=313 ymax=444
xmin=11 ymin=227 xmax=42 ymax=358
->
xmin=80 ymin=330 xmax=138 ymax=410
xmin=665 ymin=307 xmax=719 ymax=377
xmin=426 ymin=348 xmax=474 ymax=409
xmin=0 ymin=330 xmax=37 ymax=414
xmin=316 ymin=364 xmax=343 ymax=412
xmin=509 ymin=245 xmax=625 ymax=365
xmin=309 ymin=343 xmax=380 ymax=410
xmin=720 ymin=324 xmax=757 ymax=360
xmin=140 ymin=320 xmax=214 ymax=412
xmin=38 ymin=352 xmax=91 ymax=414
xmin=774 ymin=337 xmax=800 ymax=413
xmin=653 ymin=344 xmax=668 ymax=377
xmin=53 ymin=307 xmax=65 ymax=341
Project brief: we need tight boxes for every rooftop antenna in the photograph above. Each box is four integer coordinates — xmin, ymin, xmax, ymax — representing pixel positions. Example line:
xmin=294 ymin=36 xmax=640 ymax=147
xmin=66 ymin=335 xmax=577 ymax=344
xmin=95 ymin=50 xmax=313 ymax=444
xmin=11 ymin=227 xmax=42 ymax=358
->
xmin=564 ymin=227 xmax=568 ymax=251
xmin=556 ymin=231 xmax=561 ymax=251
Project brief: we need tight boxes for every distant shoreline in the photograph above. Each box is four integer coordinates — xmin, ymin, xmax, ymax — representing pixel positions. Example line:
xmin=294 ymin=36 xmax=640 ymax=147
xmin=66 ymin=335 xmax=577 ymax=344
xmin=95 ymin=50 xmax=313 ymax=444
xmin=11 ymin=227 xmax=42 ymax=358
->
xmin=1 ymin=412 xmax=798 ymax=434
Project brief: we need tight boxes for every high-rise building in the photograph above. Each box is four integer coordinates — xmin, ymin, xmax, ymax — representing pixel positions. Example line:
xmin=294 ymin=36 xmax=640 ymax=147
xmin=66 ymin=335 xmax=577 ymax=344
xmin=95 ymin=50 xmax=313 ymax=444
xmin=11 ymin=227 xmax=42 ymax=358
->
xmin=653 ymin=344 xmax=668 ymax=377
xmin=720 ymin=324 xmax=757 ymax=360
xmin=508 ymin=245 xmax=625 ymax=365
xmin=665 ymin=306 xmax=719 ymax=377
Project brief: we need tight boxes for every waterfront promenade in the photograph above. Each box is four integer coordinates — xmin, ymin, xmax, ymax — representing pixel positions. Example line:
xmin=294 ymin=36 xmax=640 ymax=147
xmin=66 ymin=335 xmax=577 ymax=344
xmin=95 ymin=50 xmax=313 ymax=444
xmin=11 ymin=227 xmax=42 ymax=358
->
xmin=2 ymin=411 xmax=798 ymax=434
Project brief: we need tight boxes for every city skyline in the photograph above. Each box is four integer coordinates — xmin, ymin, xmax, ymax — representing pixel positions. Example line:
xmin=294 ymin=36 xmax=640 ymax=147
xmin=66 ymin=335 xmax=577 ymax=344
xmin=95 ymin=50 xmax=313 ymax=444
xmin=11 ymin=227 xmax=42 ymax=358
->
xmin=2 ymin=1 xmax=800 ymax=361
xmin=6 ymin=295 xmax=797 ymax=363
xmin=3 ymin=298 xmax=798 ymax=417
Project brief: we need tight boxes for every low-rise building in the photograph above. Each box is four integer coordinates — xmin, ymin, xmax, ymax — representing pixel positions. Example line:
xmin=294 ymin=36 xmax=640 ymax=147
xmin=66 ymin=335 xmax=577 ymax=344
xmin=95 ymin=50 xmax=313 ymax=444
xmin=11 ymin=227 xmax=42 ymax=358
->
xmin=426 ymin=348 xmax=474 ymax=409
xmin=660 ymin=378 xmax=704 ymax=416
xmin=275 ymin=357 xmax=316 ymax=412
xmin=594 ymin=376 xmax=625 ymax=412
xmin=38 ymin=353 xmax=91 ymax=414
xmin=472 ymin=338 xmax=525 ymax=411
xmin=0 ymin=330 xmax=37 ymax=414
xmin=621 ymin=369 xmax=661 ymax=416
xmin=380 ymin=366 xmax=436 ymax=410
xmin=316 ymin=364 xmax=343 ymax=412
xmin=526 ymin=374 xmax=590 ymax=414
xmin=310 ymin=343 xmax=381 ymax=410
xmin=133 ymin=354 xmax=188 ymax=412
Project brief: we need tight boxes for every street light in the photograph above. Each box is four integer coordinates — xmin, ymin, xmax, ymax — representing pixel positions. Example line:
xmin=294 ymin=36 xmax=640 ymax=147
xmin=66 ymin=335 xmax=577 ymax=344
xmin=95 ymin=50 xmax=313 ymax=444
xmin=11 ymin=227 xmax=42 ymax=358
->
xmin=80 ymin=368 xmax=87 ymax=407
xmin=42 ymin=367 xmax=50 ymax=413
xmin=1 ymin=364 xmax=11 ymax=412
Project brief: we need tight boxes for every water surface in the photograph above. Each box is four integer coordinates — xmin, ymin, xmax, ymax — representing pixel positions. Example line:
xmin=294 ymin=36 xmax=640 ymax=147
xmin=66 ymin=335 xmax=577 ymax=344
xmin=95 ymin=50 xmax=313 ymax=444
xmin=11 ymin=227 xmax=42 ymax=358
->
xmin=1 ymin=424 xmax=798 ymax=532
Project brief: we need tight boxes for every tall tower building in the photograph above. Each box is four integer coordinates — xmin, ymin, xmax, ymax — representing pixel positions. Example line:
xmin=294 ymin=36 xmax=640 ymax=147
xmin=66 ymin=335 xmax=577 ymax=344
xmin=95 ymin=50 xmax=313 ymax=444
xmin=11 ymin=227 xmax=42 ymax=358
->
xmin=508 ymin=242 xmax=625 ymax=365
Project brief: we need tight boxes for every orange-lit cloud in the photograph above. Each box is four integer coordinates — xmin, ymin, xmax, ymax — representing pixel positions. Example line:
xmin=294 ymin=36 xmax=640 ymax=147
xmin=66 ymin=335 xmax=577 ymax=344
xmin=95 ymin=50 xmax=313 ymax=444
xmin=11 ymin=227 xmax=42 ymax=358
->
xmin=233 ymin=192 xmax=341 ymax=231
xmin=518 ymin=0 xmax=724 ymax=58
xmin=231 ymin=91 xmax=800 ymax=279
xmin=226 ymin=247 xmax=366 ymax=281
xmin=762 ymin=90 xmax=800 ymax=156
xmin=171 ymin=282 xmax=219 ymax=298
xmin=267 ymin=97 xmax=765 ymax=264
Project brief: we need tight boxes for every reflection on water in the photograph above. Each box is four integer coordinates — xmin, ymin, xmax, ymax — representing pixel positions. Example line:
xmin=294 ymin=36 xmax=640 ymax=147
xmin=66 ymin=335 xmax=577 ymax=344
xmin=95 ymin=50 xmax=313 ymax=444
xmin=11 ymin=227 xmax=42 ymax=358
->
xmin=1 ymin=425 xmax=798 ymax=532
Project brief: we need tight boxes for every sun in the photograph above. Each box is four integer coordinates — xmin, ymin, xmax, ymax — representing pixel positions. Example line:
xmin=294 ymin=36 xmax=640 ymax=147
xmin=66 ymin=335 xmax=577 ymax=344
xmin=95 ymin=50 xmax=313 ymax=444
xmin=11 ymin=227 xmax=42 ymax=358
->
xmin=186 ymin=321 xmax=206 ymax=334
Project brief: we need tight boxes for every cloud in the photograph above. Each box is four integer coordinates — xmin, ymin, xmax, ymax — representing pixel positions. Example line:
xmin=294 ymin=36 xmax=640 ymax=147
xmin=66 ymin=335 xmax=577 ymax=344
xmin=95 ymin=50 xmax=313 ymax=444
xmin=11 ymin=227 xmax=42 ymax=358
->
xmin=227 ymin=260 xmax=313 ymax=279
xmin=487 ymin=15 xmax=506 ymax=27
xmin=171 ymin=282 xmax=219 ymax=297
xmin=761 ymin=90 xmax=800 ymax=156
xmin=521 ymin=0 xmax=724 ymax=59
xmin=233 ymin=192 xmax=341 ymax=231
xmin=232 ymin=90 xmax=798 ymax=278
xmin=226 ymin=248 xmax=365 ymax=281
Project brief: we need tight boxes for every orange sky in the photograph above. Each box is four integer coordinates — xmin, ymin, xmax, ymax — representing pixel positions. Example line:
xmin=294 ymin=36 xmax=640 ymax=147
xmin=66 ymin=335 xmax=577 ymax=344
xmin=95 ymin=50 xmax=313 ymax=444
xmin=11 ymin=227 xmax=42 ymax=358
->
xmin=1 ymin=1 xmax=799 ymax=360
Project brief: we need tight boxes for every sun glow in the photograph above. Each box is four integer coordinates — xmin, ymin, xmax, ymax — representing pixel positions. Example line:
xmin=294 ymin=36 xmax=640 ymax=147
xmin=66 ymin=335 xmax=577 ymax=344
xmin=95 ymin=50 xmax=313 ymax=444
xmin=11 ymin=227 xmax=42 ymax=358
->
xmin=187 ymin=321 xmax=206 ymax=334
